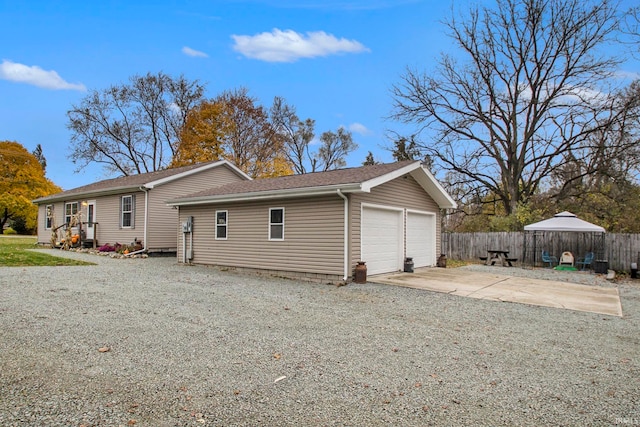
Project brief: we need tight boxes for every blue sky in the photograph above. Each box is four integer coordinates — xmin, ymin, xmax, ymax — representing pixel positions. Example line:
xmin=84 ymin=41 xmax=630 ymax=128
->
xmin=1 ymin=0 xmax=638 ymax=190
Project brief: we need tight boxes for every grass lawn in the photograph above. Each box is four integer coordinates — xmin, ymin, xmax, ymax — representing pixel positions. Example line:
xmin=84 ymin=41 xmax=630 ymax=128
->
xmin=0 ymin=236 xmax=95 ymax=267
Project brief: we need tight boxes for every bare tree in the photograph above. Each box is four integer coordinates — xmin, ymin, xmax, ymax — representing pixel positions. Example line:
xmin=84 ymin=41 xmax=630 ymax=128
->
xmin=621 ymin=6 xmax=640 ymax=59
xmin=391 ymin=0 xmax=627 ymax=215
xmin=271 ymin=97 xmax=358 ymax=173
xmin=551 ymin=79 xmax=640 ymax=205
xmin=270 ymin=97 xmax=316 ymax=174
xmin=316 ymin=128 xmax=358 ymax=172
xmin=67 ymin=72 xmax=205 ymax=176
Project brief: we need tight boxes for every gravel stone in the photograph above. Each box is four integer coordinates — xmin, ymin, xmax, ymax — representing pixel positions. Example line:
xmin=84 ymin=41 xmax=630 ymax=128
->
xmin=0 ymin=250 xmax=638 ymax=426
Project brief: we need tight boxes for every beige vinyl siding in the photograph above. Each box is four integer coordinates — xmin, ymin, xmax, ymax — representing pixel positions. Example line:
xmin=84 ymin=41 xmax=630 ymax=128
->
xmin=36 ymin=203 xmax=48 ymax=244
xmin=85 ymin=192 xmax=145 ymax=246
xmin=146 ymin=166 xmax=246 ymax=250
xmin=37 ymin=195 xmax=142 ymax=247
xmin=37 ymin=202 xmax=65 ymax=245
xmin=178 ymin=195 xmax=345 ymax=276
xmin=350 ymin=175 xmax=441 ymax=268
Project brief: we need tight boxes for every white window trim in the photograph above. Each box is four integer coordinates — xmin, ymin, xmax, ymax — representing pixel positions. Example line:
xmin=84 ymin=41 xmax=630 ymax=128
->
xmin=121 ymin=195 xmax=133 ymax=228
xmin=45 ymin=204 xmax=53 ymax=230
xmin=269 ymin=207 xmax=285 ymax=241
xmin=215 ymin=210 xmax=228 ymax=240
xmin=64 ymin=202 xmax=78 ymax=226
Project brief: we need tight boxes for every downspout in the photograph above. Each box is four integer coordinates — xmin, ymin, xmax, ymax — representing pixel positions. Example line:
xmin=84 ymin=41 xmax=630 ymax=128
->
xmin=337 ymin=189 xmax=349 ymax=282
xmin=125 ymin=186 xmax=149 ymax=256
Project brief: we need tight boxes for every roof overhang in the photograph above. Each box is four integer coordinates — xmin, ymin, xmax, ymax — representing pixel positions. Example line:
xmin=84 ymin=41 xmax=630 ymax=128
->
xmin=168 ymin=183 xmax=364 ymax=206
xmin=409 ymin=166 xmax=458 ymax=209
xmin=33 ymin=185 xmax=143 ymax=204
xmin=33 ymin=160 xmax=252 ymax=205
xmin=168 ymin=161 xmax=458 ymax=209
xmin=359 ymin=161 xmax=456 ymax=209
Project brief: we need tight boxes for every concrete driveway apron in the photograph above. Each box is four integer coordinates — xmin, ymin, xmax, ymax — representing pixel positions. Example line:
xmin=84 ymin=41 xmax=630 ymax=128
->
xmin=369 ymin=268 xmax=623 ymax=317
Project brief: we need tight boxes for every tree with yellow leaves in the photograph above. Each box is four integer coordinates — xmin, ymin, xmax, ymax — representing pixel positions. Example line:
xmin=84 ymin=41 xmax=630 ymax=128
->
xmin=171 ymin=88 xmax=293 ymax=178
xmin=0 ymin=141 xmax=61 ymax=233
xmin=171 ymin=101 xmax=231 ymax=167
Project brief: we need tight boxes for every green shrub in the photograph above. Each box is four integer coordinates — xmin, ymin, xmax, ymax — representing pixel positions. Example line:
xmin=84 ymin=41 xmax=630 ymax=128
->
xmin=3 ymin=227 xmax=17 ymax=235
xmin=11 ymin=217 xmax=35 ymax=235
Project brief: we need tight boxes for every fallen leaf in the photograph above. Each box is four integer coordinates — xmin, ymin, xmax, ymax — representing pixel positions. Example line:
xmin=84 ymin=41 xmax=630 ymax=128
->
xmin=273 ymin=353 xmax=281 ymax=360
xmin=98 ymin=346 xmax=110 ymax=353
xmin=127 ymin=420 xmax=137 ymax=426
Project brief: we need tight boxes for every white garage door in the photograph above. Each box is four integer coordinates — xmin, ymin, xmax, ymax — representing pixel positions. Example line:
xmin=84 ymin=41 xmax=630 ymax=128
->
xmin=361 ymin=206 xmax=403 ymax=275
xmin=406 ymin=211 xmax=436 ymax=268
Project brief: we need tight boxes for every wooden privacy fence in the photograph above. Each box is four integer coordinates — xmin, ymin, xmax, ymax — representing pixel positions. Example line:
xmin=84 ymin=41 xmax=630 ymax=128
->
xmin=442 ymin=232 xmax=640 ymax=272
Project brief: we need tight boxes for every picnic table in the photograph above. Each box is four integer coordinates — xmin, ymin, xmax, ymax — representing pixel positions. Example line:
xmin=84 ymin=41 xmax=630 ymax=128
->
xmin=480 ymin=249 xmax=517 ymax=267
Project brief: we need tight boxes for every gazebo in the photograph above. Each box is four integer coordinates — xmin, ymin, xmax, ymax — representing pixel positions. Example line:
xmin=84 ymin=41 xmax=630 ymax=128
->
xmin=523 ymin=211 xmax=606 ymax=269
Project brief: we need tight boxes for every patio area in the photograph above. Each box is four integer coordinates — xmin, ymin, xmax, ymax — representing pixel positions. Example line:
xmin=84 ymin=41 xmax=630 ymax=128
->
xmin=370 ymin=266 xmax=623 ymax=317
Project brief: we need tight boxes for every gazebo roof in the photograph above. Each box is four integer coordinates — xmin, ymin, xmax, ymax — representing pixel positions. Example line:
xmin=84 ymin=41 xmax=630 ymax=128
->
xmin=524 ymin=211 xmax=605 ymax=233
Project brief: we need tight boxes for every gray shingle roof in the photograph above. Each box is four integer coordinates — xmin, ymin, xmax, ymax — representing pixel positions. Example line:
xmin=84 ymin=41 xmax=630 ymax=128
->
xmin=33 ymin=161 xmax=222 ymax=203
xmin=173 ymin=160 xmax=417 ymax=201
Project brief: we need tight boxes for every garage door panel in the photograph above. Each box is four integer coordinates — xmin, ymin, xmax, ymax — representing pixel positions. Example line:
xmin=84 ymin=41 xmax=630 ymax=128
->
xmin=362 ymin=206 xmax=402 ymax=275
xmin=406 ymin=212 xmax=436 ymax=268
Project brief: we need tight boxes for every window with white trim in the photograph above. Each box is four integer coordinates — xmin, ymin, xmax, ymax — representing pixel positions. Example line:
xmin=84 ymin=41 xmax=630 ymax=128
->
xmin=45 ymin=205 xmax=53 ymax=229
xmin=64 ymin=202 xmax=78 ymax=226
xmin=269 ymin=207 xmax=284 ymax=240
xmin=215 ymin=210 xmax=228 ymax=240
xmin=121 ymin=195 xmax=133 ymax=228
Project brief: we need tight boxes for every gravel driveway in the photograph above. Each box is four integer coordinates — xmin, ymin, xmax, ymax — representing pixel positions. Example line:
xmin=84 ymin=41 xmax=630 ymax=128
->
xmin=1 ymin=250 xmax=639 ymax=426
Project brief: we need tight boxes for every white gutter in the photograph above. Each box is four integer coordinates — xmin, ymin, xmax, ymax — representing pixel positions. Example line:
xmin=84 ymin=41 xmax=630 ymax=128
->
xmin=126 ymin=186 xmax=149 ymax=257
xmin=337 ymin=189 xmax=349 ymax=282
xmin=34 ymin=185 xmax=144 ymax=204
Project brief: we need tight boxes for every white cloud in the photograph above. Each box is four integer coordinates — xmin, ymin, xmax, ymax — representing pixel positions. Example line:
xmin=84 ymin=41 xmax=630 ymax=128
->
xmin=182 ymin=46 xmax=209 ymax=58
xmin=231 ymin=28 xmax=370 ymax=62
xmin=614 ymin=70 xmax=640 ymax=81
xmin=0 ymin=60 xmax=85 ymax=91
xmin=348 ymin=122 xmax=372 ymax=135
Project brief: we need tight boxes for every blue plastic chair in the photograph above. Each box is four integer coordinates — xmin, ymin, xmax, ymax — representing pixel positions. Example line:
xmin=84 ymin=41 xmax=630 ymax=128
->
xmin=576 ymin=252 xmax=594 ymax=271
xmin=541 ymin=250 xmax=558 ymax=268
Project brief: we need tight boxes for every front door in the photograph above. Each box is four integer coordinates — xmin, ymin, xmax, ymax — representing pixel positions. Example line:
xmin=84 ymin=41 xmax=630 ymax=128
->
xmin=86 ymin=201 xmax=96 ymax=240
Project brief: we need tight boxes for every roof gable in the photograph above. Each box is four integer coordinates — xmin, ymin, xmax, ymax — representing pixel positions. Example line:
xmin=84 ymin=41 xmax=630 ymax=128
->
xmin=33 ymin=160 xmax=250 ymax=204
xmin=169 ymin=161 xmax=457 ymax=209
